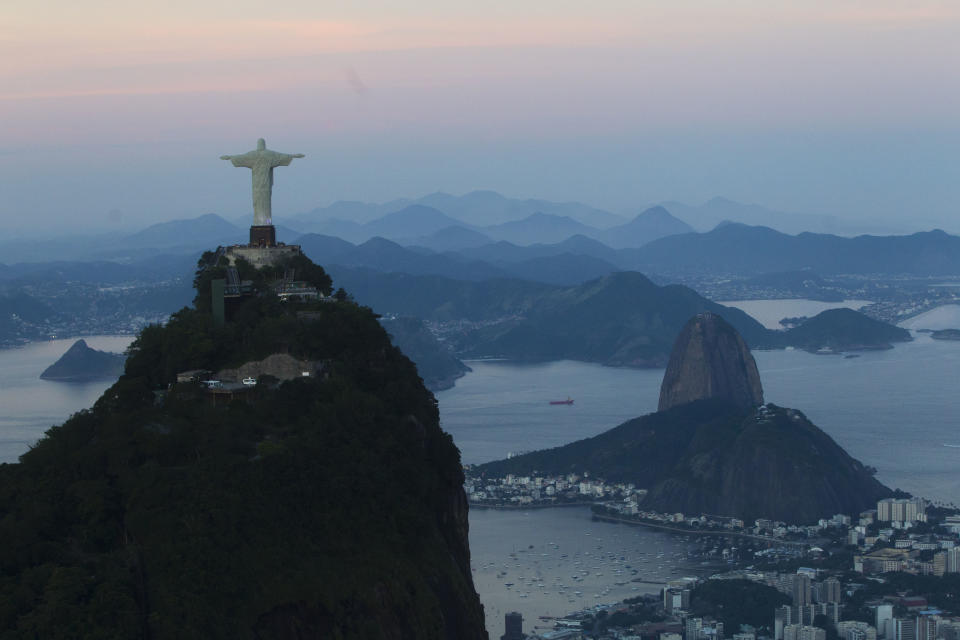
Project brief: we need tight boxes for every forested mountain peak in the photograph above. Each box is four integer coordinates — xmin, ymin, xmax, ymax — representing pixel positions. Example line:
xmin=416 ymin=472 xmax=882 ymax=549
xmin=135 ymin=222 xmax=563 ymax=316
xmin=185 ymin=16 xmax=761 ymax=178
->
xmin=0 ymin=251 xmax=488 ymax=639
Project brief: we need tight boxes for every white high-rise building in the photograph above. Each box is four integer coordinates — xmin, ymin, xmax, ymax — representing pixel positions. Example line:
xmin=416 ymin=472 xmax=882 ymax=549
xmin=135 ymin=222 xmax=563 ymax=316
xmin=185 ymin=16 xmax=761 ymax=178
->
xmin=875 ymin=604 xmax=894 ymax=639
xmin=947 ymin=547 xmax=960 ymax=573
xmin=877 ymin=498 xmax=927 ymax=524
xmin=686 ymin=617 xmax=704 ymax=640
xmin=893 ymin=618 xmax=916 ymax=640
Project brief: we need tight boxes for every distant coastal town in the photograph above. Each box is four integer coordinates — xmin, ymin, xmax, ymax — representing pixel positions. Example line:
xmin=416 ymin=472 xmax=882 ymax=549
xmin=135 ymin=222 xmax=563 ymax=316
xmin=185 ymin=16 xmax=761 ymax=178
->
xmin=468 ymin=469 xmax=960 ymax=640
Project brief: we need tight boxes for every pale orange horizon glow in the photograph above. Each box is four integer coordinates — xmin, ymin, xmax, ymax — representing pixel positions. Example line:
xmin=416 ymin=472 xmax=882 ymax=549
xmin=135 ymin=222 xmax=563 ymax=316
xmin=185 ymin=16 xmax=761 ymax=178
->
xmin=4 ymin=2 xmax=959 ymax=100
xmin=1 ymin=0 xmax=957 ymax=230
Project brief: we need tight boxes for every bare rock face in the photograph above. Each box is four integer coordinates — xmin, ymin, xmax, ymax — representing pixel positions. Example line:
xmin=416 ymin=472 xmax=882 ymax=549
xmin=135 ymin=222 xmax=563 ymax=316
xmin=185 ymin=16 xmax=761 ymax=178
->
xmin=658 ymin=312 xmax=763 ymax=412
xmin=217 ymin=353 xmax=322 ymax=383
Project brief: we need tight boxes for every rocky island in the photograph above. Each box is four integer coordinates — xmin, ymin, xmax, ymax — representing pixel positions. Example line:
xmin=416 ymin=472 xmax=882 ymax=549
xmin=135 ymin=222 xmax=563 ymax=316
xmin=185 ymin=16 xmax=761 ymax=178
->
xmin=780 ymin=307 xmax=912 ymax=352
xmin=477 ymin=313 xmax=891 ymax=524
xmin=39 ymin=338 xmax=126 ymax=381
xmin=931 ymin=328 xmax=960 ymax=341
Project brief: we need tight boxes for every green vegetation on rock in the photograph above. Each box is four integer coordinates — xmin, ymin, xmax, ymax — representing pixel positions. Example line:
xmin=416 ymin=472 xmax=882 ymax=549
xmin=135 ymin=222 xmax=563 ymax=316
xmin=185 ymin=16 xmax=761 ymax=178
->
xmin=0 ymin=253 xmax=487 ymax=639
xmin=781 ymin=308 xmax=911 ymax=351
xmin=380 ymin=316 xmax=470 ymax=391
xmin=330 ymin=268 xmax=909 ymax=367
xmin=40 ymin=339 xmax=126 ymax=381
xmin=476 ymin=399 xmax=891 ymax=524
xmin=690 ymin=579 xmax=790 ymax=632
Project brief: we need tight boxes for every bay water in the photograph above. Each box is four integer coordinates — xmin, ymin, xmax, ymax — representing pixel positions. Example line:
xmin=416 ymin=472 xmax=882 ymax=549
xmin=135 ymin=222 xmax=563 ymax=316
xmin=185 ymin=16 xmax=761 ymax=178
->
xmin=0 ymin=336 xmax=133 ymax=463
xmin=1 ymin=301 xmax=958 ymax=634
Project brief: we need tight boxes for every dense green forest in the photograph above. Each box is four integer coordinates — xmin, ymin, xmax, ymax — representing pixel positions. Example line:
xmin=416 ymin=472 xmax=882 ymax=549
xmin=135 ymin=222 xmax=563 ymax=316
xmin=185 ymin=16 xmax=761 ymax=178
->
xmin=329 ymin=268 xmax=910 ymax=366
xmin=476 ymin=400 xmax=891 ymax=524
xmin=690 ymin=579 xmax=790 ymax=632
xmin=0 ymin=252 xmax=487 ymax=639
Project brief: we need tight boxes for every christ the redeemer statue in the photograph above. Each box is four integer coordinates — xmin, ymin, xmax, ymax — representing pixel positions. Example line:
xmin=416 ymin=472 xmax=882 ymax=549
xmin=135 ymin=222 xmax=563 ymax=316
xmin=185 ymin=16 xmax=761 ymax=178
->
xmin=220 ymin=138 xmax=304 ymax=226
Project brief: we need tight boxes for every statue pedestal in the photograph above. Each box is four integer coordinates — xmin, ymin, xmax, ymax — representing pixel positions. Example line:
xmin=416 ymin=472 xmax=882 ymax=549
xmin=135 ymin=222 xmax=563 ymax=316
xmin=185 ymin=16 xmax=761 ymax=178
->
xmin=224 ymin=223 xmax=299 ymax=268
xmin=250 ymin=225 xmax=276 ymax=247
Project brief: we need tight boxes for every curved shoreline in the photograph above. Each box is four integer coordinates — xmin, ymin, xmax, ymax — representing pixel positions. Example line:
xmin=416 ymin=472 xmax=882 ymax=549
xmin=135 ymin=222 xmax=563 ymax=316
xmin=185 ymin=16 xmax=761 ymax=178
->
xmin=591 ymin=512 xmax=810 ymax=548
xmin=468 ymin=501 xmax=596 ymax=511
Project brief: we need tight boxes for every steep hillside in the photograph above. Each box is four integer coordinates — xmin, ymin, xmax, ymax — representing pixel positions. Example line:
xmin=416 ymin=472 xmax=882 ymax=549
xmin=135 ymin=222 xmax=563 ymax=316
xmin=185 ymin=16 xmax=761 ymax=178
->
xmin=455 ymin=272 xmax=771 ymax=367
xmin=658 ymin=313 xmax=763 ymax=411
xmin=326 ymin=268 xmax=907 ymax=366
xmin=381 ymin=316 xmax=471 ymax=391
xmin=0 ymin=253 xmax=487 ymax=639
xmin=476 ymin=398 xmax=890 ymax=524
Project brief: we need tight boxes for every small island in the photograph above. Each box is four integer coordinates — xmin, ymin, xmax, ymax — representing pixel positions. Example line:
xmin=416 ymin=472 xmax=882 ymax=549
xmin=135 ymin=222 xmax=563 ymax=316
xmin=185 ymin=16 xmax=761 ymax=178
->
xmin=40 ymin=339 xmax=126 ymax=382
xmin=931 ymin=328 xmax=960 ymax=341
xmin=780 ymin=307 xmax=911 ymax=352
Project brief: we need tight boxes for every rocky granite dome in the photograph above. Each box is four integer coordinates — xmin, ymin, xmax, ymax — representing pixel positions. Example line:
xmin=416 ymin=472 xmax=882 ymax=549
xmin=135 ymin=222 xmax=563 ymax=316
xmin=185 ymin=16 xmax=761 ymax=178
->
xmin=0 ymin=252 xmax=487 ymax=639
xmin=477 ymin=314 xmax=891 ymax=524
xmin=658 ymin=312 xmax=763 ymax=412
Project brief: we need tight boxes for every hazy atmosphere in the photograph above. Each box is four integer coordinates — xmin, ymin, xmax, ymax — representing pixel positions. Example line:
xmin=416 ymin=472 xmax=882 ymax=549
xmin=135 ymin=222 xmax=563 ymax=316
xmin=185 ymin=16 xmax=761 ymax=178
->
xmin=3 ymin=0 xmax=958 ymax=234
xmin=4 ymin=2 xmax=960 ymax=639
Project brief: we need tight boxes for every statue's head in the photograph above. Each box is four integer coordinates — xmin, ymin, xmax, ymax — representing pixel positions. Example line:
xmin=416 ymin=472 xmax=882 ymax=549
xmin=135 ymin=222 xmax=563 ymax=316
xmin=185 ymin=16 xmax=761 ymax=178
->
xmin=257 ymin=138 xmax=266 ymax=150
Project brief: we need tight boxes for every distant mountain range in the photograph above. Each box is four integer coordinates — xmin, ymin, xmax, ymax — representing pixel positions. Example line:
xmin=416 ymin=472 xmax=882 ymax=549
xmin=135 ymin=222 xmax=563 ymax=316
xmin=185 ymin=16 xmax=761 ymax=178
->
xmin=293 ymin=190 xmax=910 ymax=239
xmin=629 ymin=224 xmax=960 ymax=275
xmin=0 ymin=255 xmax=198 ymax=285
xmin=123 ymin=213 xmax=245 ymax=250
xmin=291 ymin=190 xmax=626 ymax=229
xmin=299 ymin=235 xmax=620 ymax=286
xmin=296 ymin=202 xmax=691 ymax=249
xmin=4 ymin=189 xmax=944 ymax=267
xmin=330 ymin=268 xmax=909 ymax=367
xmin=655 ymin=197 xmax=841 ymax=235
xmin=299 ymin=219 xmax=960 ymax=287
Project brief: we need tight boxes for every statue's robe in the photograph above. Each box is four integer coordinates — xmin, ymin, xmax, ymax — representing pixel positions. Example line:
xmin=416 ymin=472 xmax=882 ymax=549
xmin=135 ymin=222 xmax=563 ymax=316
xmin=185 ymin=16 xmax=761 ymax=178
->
xmin=228 ymin=150 xmax=297 ymax=226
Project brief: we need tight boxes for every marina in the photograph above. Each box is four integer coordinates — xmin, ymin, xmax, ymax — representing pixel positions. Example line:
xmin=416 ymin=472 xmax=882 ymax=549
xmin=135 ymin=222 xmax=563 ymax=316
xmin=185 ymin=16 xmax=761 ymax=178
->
xmin=469 ymin=506 xmax=721 ymax=634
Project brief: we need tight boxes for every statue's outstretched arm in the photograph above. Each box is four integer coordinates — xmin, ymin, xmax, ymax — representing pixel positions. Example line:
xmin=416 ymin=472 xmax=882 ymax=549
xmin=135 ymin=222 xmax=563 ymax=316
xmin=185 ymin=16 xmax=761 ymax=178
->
xmin=271 ymin=152 xmax=304 ymax=167
xmin=223 ymin=152 xmax=254 ymax=168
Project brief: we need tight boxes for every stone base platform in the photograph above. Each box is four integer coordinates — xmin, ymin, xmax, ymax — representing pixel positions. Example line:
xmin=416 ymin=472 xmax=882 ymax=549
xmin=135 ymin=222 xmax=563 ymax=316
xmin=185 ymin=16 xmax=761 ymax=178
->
xmin=224 ymin=244 xmax=301 ymax=268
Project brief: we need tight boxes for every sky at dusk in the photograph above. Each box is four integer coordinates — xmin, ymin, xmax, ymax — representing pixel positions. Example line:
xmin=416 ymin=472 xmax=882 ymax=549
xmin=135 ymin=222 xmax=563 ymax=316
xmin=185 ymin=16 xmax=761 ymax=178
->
xmin=1 ymin=0 xmax=958 ymax=235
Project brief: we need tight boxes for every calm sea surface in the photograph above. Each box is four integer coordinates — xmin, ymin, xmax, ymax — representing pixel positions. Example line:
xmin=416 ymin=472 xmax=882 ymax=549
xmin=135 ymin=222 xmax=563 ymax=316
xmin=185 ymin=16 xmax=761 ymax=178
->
xmin=1 ymin=301 xmax=958 ymax=635
xmin=0 ymin=336 xmax=133 ymax=463
xmin=439 ymin=301 xmax=960 ymax=634
xmin=470 ymin=507 xmax=716 ymax=635
xmin=439 ymin=336 xmax=960 ymax=505
xmin=717 ymin=299 xmax=873 ymax=329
